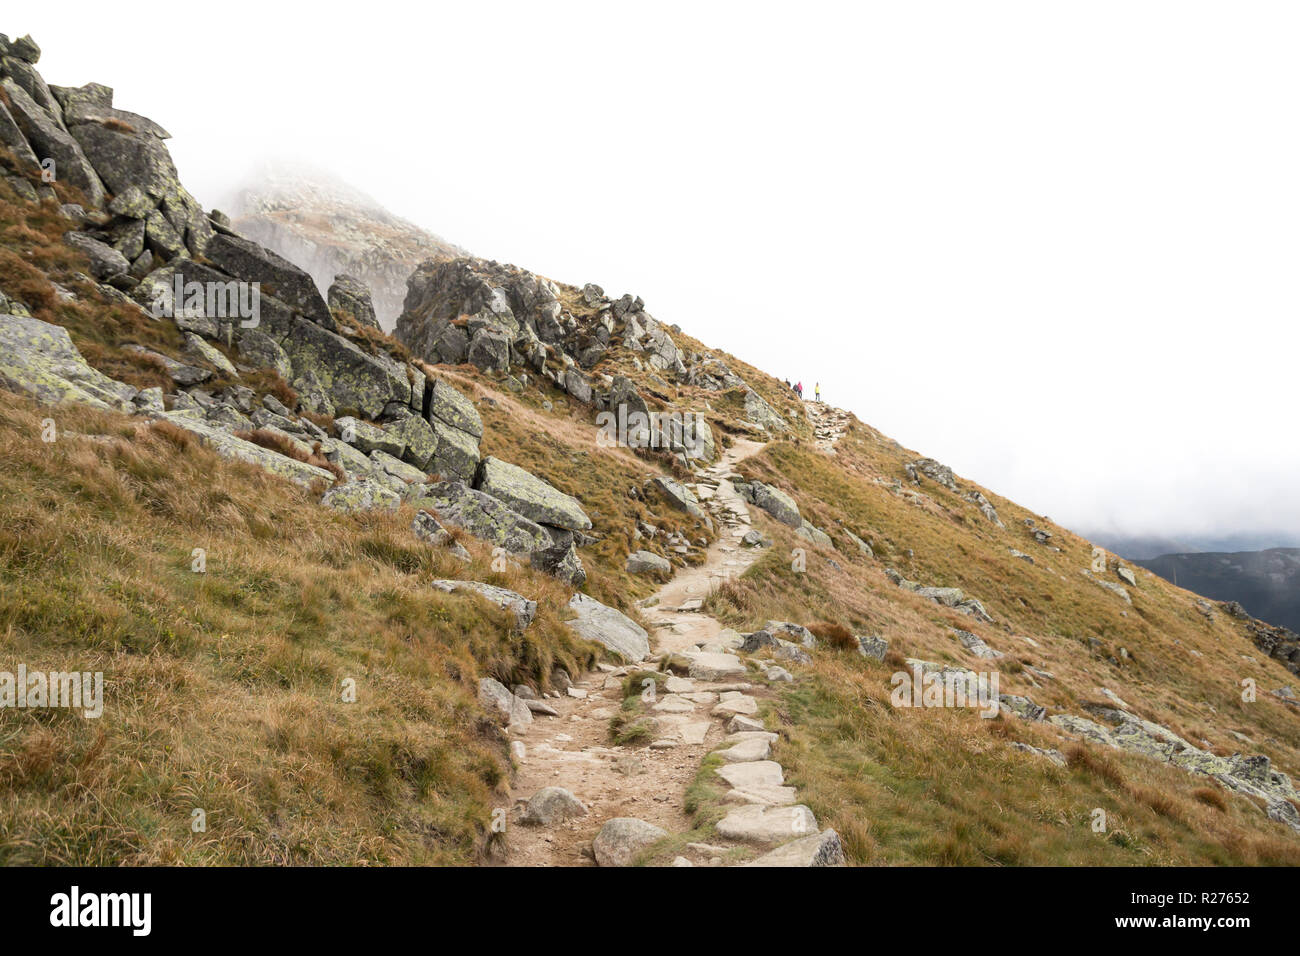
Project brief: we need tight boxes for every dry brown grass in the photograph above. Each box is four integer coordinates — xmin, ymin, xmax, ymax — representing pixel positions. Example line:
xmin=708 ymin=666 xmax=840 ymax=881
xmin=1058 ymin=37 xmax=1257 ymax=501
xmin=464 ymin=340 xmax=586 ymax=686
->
xmin=234 ymin=428 xmax=346 ymax=484
xmin=0 ymin=391 xmax=606 ymax=864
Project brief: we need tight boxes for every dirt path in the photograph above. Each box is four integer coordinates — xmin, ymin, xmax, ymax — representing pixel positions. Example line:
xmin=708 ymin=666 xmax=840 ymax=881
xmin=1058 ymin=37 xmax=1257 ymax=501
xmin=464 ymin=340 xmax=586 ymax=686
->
xmin=502 ymin=438 xmax=768 ymax=867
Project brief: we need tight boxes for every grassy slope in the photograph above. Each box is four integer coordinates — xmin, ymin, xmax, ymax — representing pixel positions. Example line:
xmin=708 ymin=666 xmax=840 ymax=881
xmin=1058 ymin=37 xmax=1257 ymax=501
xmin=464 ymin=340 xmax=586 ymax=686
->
xmin=2 ymin=155 xmax=1296 ymax=864
xmin=704 ymin=419 xmax=1300 ymax=864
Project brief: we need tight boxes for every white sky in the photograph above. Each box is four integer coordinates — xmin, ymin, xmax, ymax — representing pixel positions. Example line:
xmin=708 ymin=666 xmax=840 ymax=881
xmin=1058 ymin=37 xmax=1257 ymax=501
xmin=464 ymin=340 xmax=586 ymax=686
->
xmin=15 ymin=1 xmax=1300 ymax=542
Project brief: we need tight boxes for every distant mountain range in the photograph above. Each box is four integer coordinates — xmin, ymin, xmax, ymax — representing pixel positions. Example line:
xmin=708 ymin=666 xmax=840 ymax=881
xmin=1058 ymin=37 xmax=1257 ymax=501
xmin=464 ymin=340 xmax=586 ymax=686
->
xmin=1137 ymin=548 xmax=1300 ymax=633
xmin=1088 ymin=531 xmax=1300 ymax=562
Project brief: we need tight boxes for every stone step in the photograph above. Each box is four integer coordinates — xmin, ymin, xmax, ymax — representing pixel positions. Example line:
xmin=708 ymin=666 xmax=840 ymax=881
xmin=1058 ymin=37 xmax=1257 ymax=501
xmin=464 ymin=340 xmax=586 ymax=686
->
xmin=716 ymin=804 xmax=819 ymax=844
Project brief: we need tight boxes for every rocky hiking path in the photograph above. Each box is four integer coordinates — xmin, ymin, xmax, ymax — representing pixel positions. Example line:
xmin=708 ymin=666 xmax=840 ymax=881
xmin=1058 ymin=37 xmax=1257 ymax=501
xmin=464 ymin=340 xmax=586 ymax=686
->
xmin=806 ymin=400 xmax=851 ymax=454
xmin=501 ymin=438 xmax=840 ymax=866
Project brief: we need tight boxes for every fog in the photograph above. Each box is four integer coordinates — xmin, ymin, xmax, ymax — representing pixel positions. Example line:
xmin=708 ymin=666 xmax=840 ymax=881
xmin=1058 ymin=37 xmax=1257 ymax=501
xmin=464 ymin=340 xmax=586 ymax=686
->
xmin=14 ymin=1 xmax=1300 ymax=545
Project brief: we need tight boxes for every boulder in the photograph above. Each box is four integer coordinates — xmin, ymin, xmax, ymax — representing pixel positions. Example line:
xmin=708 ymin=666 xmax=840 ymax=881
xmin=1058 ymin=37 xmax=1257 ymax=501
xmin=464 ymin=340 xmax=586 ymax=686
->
xmin=476 ymin=456 xmax=591 ymax=531
xmin=9 ymin=35 xmax=40 ymax=64
xmin=428 ymin=417 xmax=480 ymax=482
xmin=530 ymin=540 xmax=587 ymax=587
xmin=388 ymin=414 xmax=437 ymax=471
xmin=750 ymin=481 xmax=802 ymax=527
xmin=745 ymin=829 xmax=845 ymax=867
xmin=591 ymin=818 xmax=667 ymax=867
xmin=681 ymin=650 xmax=747 ymax=681
xmin=856 ymin=635 xmax=889 ymax=661
xmin=520 ymin=787 xmax=587 ymax=826
xmin=0 ymin=314 xmax=136 ymax=410
xmin=327 ymin=274 xmax=379 ymax=330
xmin=743 ymin=390 xmax=787 ymax=432
xmin=272 ymin=315 xmax=416 ymax=419
xmin=0 ymin=97 xmax=39 ymax=167
xmin=433 ymin=580 xmax=537 ymax=630
xmin=649 ymin=475 xmax=706 ymax=519
xmin=411 ymin=481 xmax=551 ymax=553
xmin=203 ymin=233 xmax=330 ymax=324
xmin=182 ymin=333 xmax=237 ymax=378
xmin=321 ymin=477 xmax=401 ymax=513
xmin=63 ymin=231 xmax=128 ymax=279
xmin=566 ymin=593 xmax=650 ymax=661
xmin=411 ymin=511 xmax=471 ymax=562
xmin=426 ymin=379 xmax=483 ymax=437
xmin=626 ymin=550 xmax=672 ymax=576
xmin=335 ymin=416 xmax=404 ymax=457
xmin=1 ymin=79 xmax=104 ymax=206
xmin=467 ymin=326 xmax=510 ymax=372
xmin=237 ymin=328 xmax=293 ymax=380
xmin=157 ymin=413 xmax=335 ymax=487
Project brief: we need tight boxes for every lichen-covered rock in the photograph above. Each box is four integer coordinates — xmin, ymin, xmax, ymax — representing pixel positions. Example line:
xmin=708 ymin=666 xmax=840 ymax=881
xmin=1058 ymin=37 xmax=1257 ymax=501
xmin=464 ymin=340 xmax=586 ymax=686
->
xmin=411 ymin=480 xmax=552 ymax=554
xmin=334 ymin=416 xmax=404 ymax=457
xmin=411 ymin=510 xmax=471 ymax=561
xmin=743 ymin=389 xmax=787 ymax=432
xmin=182 ymin=332 xmax=237 ymax=378
xmin=0 ymin=313 xmax=136 ymax=410
xmin=1 ymin=78 xmax=105 ymax=206
xmin=429 ymin=417 xmax=480 ymax=482
xmin=566 ymin=593 xmax=649 ymax=661
xmin=204 ymin=233 xmax=330 ymax=324
xmin=63 ymin=231 xmax=128 ymax=279
xmin=387 ymin=413 xmax=437 ymax=470
xmin=321 ymin=477 xmax=401 ymax=513
xmin=649 ymin=475 xmax=705 ymax=519
xmin=750 ymin=481 xmax=801 ymax=527
xmin=327 ymin=273 xmax=379 ymax=329
xmin=275 ymin=315 xmax=415 ymax=419
xmin=856 ymin=635 xmax=888 ymax=661
xmin=433 ymin=580 xmax=537 ymax=630
xmin=426 ymin=379 xmax=482 ymax=437
xmin=238 ymin=327 xmax=293 ymax=379
xmin=156 ymin=412 xmax=335 ymax=488
xmin=476 ymin=456 xmax=591 ymax=531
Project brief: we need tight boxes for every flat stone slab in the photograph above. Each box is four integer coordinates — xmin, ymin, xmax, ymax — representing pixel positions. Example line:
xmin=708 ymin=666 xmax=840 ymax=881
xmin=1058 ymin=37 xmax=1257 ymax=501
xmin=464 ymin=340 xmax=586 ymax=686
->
xmin=716 ymin=760 xmax=784 ymax=789
xmin=712 ymin=696 xmax=758 ymax=717
xmin=652 ymin=695 xmax=696 ymax=714
xmin=725 ymin=731 xmax=778 ymax=745
xmin=664 ymin=676 xmax=696 ymax=693
xmin=681 ymin=691 xmax=719 ymax=705
xmin=716 ymin=804 xmax=819 ymax=844
xmin=716 ymin=736 xmax=771 ymax=763
xmin=670 ymin=720 xmax=711 ymax=745
xmin=683 ymin=651 xmax=747 ymax=681
xmin=726 ymin=715 xmax=766 ymax=734
xmin=725 ymin=785 xmax=799 ymax=807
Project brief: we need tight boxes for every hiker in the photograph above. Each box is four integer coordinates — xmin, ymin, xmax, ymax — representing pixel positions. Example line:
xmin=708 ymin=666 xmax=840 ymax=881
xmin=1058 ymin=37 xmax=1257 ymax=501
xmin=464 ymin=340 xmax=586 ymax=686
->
xmin=815 ymin=383 xmax=821 ymax=402
xmin=795 ymin=381 xmax=803 ymax=398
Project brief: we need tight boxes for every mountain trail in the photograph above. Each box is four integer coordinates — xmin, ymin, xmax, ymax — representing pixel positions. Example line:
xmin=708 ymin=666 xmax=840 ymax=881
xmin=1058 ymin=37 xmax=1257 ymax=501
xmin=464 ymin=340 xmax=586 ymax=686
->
xmin=806 ymin=400 xmax=851 ymax=453
xmin=502 ymin=437 xmax=810 ymax=867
